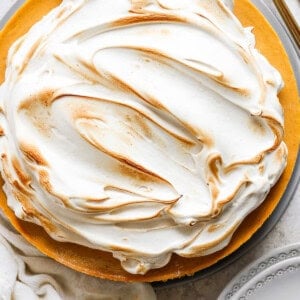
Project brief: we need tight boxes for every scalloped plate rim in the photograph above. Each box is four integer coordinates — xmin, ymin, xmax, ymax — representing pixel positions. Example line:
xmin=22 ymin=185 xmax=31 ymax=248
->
xmin=218 ymin=242 xmax=300 ymax=299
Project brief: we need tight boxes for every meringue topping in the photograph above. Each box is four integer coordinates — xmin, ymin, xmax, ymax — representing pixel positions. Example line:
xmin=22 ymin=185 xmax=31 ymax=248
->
xmin=0 ymin=0 xmax=287 ymax=274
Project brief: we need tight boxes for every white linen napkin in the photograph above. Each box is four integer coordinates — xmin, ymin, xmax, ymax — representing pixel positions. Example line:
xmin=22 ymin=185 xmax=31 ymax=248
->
xmin=0 ymin=210 xmax=156 ymax=300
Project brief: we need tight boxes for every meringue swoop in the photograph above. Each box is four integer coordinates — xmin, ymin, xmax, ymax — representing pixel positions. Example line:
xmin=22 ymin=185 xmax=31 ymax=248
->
xmin=0 ymin=0 xmax=287 ymax=274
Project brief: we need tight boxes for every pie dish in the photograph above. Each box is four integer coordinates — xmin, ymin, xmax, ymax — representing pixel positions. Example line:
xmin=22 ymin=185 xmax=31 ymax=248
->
xmin=0 ymin=0 xmax=299 ymax=282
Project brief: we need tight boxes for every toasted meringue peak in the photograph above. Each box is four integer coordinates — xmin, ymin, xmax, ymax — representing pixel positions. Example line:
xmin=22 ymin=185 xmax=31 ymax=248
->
xmin=0 ymin=0 xmax=287 ymax=274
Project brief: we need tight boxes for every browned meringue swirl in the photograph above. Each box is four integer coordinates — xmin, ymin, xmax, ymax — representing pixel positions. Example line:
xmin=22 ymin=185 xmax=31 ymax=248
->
xmin=0 ymin=0 xmax=287 ymax=274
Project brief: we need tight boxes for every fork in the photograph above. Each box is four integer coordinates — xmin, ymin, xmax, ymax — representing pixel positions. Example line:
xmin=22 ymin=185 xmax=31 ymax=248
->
xmin=273 ymin=0 xmax=300 ymax=48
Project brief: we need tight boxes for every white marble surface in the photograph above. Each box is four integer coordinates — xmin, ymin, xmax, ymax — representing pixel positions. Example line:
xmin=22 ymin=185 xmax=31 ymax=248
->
xmin=0 ymin=1 xmax=299 ymax=299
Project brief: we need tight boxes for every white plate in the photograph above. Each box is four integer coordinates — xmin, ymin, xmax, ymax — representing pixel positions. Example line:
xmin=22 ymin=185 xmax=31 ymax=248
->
xmin=218 ymin=243 xmax=300 ymax=300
